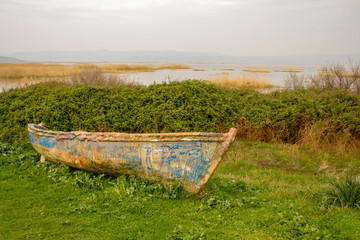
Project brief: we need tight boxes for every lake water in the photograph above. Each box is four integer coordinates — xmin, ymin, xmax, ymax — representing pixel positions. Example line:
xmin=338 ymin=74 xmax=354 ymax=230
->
xmin=0 ymin=79 xmax=22 ymax=92
xmin=0 ymin=63 xmax=321 ymax=92
xmin=117 ymin=63 xmax=320 ymax=86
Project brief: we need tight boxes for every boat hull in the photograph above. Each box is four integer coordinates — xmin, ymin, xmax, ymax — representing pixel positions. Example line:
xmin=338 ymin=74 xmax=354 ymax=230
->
xmin=28 ymin=124 xmax=237 ymax=193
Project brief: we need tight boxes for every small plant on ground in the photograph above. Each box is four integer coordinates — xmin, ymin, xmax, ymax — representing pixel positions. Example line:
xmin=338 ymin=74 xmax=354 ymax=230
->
xmin=321 ymin=172 xmax=360 ymax=209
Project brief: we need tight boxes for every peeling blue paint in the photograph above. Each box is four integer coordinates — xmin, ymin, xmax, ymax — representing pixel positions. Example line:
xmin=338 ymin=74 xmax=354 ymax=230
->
xmin=28 ymin=123 xmax=237 ymax=193
xmin=36 ymin=136 xmax=57 ymax=149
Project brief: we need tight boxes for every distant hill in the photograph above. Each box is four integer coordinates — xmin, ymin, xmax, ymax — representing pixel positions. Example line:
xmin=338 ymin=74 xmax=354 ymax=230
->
xmin=5 ymin=50 xmax=360 ymax=65
xmin=7 ymin=50 xmax=238 ymax=63
xmin=0 ymin=56 xmax=26 ymax=63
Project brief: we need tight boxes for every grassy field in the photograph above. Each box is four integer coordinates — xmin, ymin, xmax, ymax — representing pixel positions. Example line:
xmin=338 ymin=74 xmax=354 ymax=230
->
xmin=1 ymin=141 xmax=359 ymax=239
xmin=1 ymin=77 xmax=360 ymax=239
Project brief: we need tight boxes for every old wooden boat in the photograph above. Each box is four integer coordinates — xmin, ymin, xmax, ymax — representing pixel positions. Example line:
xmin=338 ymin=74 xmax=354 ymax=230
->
xmin=28 ymin=123 xmax=237 ymax=193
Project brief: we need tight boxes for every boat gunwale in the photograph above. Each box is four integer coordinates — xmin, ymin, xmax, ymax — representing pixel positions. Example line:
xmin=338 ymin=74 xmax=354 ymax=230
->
xmin=28 ymin=123 xmax=238 ymax=193
xmin=28 ymin=124 xmax=232 ymax=142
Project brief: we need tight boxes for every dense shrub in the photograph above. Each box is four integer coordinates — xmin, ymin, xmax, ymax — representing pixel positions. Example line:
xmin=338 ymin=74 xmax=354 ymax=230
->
xmin=0 ymin=80 xmax=360 ymax=150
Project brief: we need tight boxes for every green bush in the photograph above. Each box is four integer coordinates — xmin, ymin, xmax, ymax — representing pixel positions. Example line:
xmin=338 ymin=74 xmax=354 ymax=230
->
xmin=0 ymin=80 xmax=360 ymax=148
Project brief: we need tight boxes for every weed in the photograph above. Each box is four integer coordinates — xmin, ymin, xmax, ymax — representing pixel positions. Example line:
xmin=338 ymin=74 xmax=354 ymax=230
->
xmin=166 ymin=225 xmax=206 ymax=240
xmin=321 ymin=172 xmax=360 ymax=209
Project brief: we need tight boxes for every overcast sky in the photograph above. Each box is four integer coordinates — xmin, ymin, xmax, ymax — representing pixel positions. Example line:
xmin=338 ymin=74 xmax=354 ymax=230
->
xmin=0 ymin=0 xmax=359 ymax=56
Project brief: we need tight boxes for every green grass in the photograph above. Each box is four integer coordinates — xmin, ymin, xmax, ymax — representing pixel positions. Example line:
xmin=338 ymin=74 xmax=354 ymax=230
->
xmin=1 ymin=79 xmax=360 ymax=239
xmin=1 ymin=141 xmax=360 ymax=239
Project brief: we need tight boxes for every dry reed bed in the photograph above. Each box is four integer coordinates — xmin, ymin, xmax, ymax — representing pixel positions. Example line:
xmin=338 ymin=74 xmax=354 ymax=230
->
xmin=0 ymin=63 xmax=191 ymax=79
xmin=235 ymin=120 xmax=360 ymax=154
xmin=274 ymin=67 xmax=304 ymax=73
xmin=208 ymin=73 xmax=273 ymax=89
xmin=211 ymin=68 xmax=235 ymax=71
xmin=242 ymin=68 xmax=271 ymax=73
xmin=318 ymin=70 xmax=358 ymax=78
xmin=155 ymin=64 xmax=190 ymax=70
xmin=0 ymin=63 xmax=78 ymax=78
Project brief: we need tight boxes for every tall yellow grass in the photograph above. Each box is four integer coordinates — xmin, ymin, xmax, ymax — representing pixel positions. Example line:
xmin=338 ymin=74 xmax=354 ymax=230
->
xmin=274 ymin=67 xmax=304 ymax=73
xmin=208 ymin=73 xmax=273 ymax=89
xmin=317 ymin=69 xmax=357 ymax=78
xmin=155 ymin=64 xmax=190 ymax=70
xmin=212 ymin=68 xmax=235 ymax=71
xmin=0 ymin=63 xmax=192 ymax=79
xmin=242 ymin=68 xmax=271 ymax=73
xmin=296 ymin=121 xmax=360 ymax=154
xmin=98 ymin=64 xmax=154 ymax=73
xmin=0 ymin=63 xmax=78 ymax=78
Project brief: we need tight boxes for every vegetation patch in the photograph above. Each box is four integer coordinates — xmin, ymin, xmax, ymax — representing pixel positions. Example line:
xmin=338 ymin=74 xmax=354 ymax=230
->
xmin=208 ymin=73 xmax=273 ymax=89
xmin=242 ymin=68 xmax=271 ymax=73
xmin=321 ymin=172 xmax=360 ymax=209
xmin=1 ymin=141 xmax=359 ymax=239
xmin=0 ymin=63 xmax=79 ymax=79
xmin=274 ymin=67 xmax=304 ymax=73
xmin=0 ymin=63 xmax=191 ymax=79
xmin=211 ymin=68 xmax=235 ymax=71
xmin=155 ymin=64 xmax=190 ymax=70
xmin=285 ymin=60 xmax=360 ymax=94
xmin=1 ymin=79 xmax=360 ymax=152
xmin=97 ymin=64 xmax=155 ymax=73
xmin=1 ymin=71 xmax=360 ymax=238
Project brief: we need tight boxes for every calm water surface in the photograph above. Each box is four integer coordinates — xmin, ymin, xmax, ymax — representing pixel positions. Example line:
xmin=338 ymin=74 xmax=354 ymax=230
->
xmin=0 ymin=79 xmax=22 ymax=93
xmin=117 ymin=63 xmax=320 ymax=86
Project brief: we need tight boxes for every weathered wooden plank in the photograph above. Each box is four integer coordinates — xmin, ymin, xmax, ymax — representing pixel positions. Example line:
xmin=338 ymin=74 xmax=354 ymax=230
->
xmin=28 ymin=123 xmax=237 ymax=193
